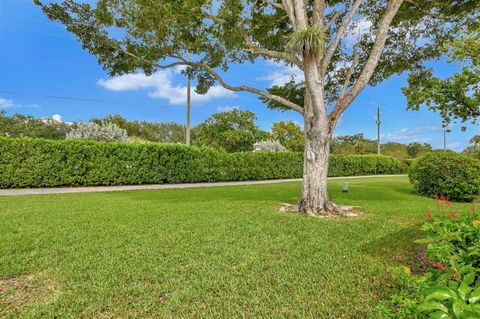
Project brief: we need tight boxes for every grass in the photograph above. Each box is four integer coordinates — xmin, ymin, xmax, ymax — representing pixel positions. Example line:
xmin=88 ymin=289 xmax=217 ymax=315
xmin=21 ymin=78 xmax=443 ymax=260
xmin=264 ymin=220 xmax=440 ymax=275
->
xmin=0 ymin=176 xmax=474 ymax=318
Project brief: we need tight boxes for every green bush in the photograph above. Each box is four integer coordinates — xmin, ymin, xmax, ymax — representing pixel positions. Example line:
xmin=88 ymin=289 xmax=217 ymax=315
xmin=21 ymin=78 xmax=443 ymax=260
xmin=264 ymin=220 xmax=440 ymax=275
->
xmin=376 ymin=202 xmax=480 ymax=319
xmin=409 ymin=151 xmax=480 ymax=202
xmin=0 ymin=138 xmax=406 ymax=188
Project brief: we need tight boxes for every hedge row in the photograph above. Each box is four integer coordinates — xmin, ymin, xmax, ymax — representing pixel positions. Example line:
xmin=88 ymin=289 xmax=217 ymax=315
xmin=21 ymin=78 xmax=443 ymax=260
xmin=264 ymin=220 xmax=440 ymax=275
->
xmin=0 ymin=138 xmax=406 ymax=188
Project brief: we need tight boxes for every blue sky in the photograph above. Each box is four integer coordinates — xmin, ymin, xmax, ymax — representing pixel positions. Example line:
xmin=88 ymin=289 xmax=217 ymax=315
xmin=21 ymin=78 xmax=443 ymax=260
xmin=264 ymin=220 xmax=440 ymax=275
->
xmin=0 ymin=0 xmax=478 ymax=151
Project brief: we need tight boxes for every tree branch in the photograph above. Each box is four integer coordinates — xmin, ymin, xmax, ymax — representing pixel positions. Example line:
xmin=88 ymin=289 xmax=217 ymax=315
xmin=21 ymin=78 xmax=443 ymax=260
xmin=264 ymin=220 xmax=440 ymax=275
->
xmin=329 ymin=0 xmax=405 ymax=128
xmin=322 ymin=0 xmax=363 ymax=73
xmin=205 ymin=14 xmax=303 ymax=68
xmin=263 ymin=0 xmax=285 ymax=11
xmin=281 ymin=0 xmax=296 ymax=27
xmin=89 ymin=30 xmax=304 ymax=114
xmin=193 ymin=62 xmax=304 ymax=114
xmin=340 ymin=43 xmax=361 ymax=97
xmin=312 ymin=0 xmax=325 ymax=28
xmin=325 ymin=11 xmax=342 ymax=31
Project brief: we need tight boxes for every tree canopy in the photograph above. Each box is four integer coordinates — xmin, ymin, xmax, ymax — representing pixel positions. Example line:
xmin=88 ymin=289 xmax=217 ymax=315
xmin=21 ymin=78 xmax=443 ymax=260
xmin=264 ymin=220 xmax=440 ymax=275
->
xmin=194 ymin=109 xmax=268 ymax=152
xmin=271 ymin=121 xmax=304 ymax=152
xmin=403 ymin=20 xmax=480 ymax=126
xmin=35 ymin=0 xmax=478 ymax=116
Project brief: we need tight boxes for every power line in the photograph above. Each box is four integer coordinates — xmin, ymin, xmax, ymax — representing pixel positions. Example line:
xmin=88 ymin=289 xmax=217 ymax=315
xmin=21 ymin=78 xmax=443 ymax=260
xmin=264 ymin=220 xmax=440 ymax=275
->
xmin=0 ymin=49 xmax=98 ymax=68
xmin=0 ymin=91 xmax=154 ymax=107
xmin=0 ymin=90 xmax=218 ymax=115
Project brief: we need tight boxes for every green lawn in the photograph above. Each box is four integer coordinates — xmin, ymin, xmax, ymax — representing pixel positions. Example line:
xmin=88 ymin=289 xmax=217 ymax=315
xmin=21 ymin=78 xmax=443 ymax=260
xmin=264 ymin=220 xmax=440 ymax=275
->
xmin=0 ymin=177 xmax=473 ymax=318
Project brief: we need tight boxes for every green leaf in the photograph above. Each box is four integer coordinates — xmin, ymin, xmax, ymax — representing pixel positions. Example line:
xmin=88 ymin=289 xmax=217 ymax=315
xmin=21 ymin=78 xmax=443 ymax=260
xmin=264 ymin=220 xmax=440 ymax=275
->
xmin=468 ymin=288 xmax=480 ymax=304
xmin=429 ymin=311 xmax=453 ymax=319
xmin=417 ymin=301 xmax=449 ymax=313
xmin=459 ymin=282 xmax=472 ymax=301
xmin=453 ymin=299 xmax=466 ymax=318
xmin=426 ymin=289 xmax=458 ymax=302
xmin=470 ymin=304 xmax=480 ymax=314
xmin=463 ymin=273 xmax=476 ymax=286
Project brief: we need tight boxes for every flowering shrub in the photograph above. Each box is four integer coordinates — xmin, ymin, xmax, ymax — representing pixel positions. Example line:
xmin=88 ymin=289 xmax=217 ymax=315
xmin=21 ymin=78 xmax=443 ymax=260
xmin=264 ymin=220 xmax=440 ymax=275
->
xmin=376 ymin=198 xmax=480 ymax=318
xmin=66 ymin=122 xmax=128 ymax=142
xmin=409 ymin=151 xmax=480 ymax=202
xmin=253 ymin=140 xmax=286 ymax=152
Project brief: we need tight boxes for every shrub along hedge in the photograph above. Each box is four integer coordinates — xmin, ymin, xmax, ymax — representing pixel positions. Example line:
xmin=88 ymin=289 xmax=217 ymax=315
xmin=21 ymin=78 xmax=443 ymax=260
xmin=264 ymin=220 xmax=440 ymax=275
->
xmin=0 ymin=138 xmax=406 ymax=188
xmin=409 ymin=151 xmax=480 ymax=202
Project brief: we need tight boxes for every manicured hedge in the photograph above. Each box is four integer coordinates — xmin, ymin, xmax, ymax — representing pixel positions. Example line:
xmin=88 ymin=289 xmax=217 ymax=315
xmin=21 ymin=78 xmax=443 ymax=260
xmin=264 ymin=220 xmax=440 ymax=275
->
xmin=329 ymin=154 xmax=406 ymax=177
xmin=0 ymin=138 xmax=406 ymax=188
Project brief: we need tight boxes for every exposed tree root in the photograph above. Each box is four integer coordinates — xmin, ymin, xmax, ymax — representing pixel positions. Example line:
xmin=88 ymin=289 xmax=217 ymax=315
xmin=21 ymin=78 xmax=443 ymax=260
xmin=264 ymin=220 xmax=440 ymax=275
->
xmin=279 ymin=201 xmax=362 ymax=218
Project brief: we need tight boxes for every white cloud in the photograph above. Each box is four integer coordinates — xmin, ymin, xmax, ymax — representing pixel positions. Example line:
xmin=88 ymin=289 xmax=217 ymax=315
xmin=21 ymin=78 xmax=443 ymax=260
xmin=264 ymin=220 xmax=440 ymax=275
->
xmin=0 ymin=97 xmax=40 ymax=109
xmin=258 ymin=61 xmax=304 ymax=87
xmin=383 ymin=125 xmax=443 ymax=141
xmin=345 ymin=18 xmax=373 ymax=47
xmin=0 ymin=98 xmax=14 ymax=108
xmin=216 ymin=105 xmax=240 ymax=112
xmin=97 ymin=70 xmax=236 ymax=105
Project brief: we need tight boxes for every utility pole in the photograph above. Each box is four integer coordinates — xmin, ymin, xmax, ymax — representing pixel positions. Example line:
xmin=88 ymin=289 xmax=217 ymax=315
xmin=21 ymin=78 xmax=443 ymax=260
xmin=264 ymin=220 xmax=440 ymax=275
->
xmin=376 ymin=106 xmax=381 ymax=155
xmin=443 ymin=126 xmax=451 ymax=151
xmin=443 ymin=129 xmax=446 ymax=150
xmin=186 ymin=54 xmax=191 ymax=146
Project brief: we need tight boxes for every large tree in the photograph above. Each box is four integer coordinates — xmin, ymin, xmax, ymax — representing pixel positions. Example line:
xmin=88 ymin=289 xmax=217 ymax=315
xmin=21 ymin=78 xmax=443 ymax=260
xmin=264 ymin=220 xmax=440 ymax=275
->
xmin=271 ymin=121 xmax=304 ymax=152
xmin=195 ymin=109 xmax=268 ymax=152
xmin=36 ymin=0 xmax=477 ymax=216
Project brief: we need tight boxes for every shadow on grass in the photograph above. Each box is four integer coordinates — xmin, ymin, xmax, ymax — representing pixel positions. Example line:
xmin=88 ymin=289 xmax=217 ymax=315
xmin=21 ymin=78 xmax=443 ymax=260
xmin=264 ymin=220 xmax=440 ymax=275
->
xmin=360 ymin=226 xmax=423 ymax=267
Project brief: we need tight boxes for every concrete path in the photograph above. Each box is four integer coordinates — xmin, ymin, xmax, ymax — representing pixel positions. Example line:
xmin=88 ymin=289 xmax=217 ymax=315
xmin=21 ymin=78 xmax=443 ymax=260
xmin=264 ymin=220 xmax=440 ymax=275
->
xmin=0 ymin=175 xmax=406 ymax=197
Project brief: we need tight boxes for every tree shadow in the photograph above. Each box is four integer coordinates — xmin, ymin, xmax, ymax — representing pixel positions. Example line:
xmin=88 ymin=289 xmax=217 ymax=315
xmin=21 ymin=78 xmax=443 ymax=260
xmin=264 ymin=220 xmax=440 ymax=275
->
xmin=360 ymin=226 xmax=423 ymax=267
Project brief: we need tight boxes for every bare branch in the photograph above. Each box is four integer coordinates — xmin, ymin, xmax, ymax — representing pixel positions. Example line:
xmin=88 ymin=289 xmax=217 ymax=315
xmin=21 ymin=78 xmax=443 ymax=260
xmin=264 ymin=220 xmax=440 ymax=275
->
xmin=325 ymin=11 xmax=342 ymax=31
xmin=312 ymin=0 xmax=325 ymax=28
xmin=192 ymin=62 xmax=304 ymax=114
xmin=263 ymin=0 xmax=285 ymax=11
xmin=281 ymin=0 xmax=296 ymax=26
xmin=329 ymin=0 xmax=405 ymax=128
xmin=293 ymin=1 xmax=308 ymax=28
xmin=322 ymin=0 xmax=363 ymax=73
xmin=340 ymin=43 xmax=361 ymax=97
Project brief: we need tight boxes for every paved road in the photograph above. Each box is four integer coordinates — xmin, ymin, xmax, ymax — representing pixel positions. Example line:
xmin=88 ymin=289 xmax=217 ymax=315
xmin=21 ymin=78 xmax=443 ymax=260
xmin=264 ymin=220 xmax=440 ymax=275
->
xmin=0 ymin=175 xmax=407 ymax=197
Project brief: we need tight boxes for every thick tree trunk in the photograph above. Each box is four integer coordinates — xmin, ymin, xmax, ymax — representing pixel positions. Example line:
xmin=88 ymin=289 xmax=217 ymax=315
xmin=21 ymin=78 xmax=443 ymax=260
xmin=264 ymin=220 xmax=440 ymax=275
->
xmin=297 ymin=91 xmax=335 ymax=216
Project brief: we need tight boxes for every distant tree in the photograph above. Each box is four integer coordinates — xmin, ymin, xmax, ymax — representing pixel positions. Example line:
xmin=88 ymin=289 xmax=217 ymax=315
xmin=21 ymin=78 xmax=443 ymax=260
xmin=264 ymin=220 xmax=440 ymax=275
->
xmin=0 ymin=111 xmax=70 ymax=140
xmin=195 ymin=109 xmax=268 ymax=152
xmin=67 ymin=122 xmax=128 ymax=142
xmin=331 ymin=134 xmax=377 ymax=155
xmin=330 ymin=134 xmax=412 ymax=159
xmin=92 ymin=114 xmax=188 ymax=143
xmin=253 ymin=140 xmax=287 ymax=152
xmin=271 ymin=121 xmax=304 ymax=152
xmin=381 ymin=142 xmax=409 ymax=160
xmin=463 ymin=135 xmax=480 ymax=159
xmin=406 ymin=142 xmax=433 ymax=158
